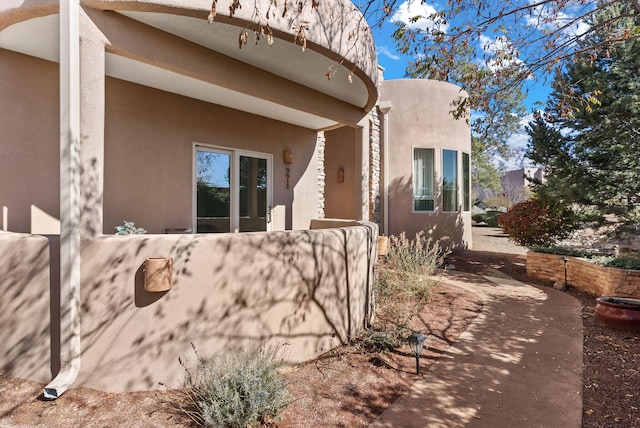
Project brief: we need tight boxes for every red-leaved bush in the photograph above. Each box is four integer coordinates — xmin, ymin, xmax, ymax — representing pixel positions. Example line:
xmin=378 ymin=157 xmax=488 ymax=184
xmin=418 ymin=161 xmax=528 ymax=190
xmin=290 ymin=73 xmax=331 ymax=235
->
xmin=498 ymin=199 xmax=574 ymax=248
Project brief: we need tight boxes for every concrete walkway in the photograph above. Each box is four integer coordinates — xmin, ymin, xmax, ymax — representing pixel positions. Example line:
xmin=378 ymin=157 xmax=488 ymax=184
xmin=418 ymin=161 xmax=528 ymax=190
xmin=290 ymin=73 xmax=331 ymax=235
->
xmin=371 ymin=271 xmax=583 ymax=428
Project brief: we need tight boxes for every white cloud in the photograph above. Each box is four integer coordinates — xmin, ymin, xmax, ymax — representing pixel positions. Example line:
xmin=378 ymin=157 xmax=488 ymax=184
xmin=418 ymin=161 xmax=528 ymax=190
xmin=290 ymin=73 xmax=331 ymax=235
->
xmin=493 ymin=113 xmax=537 ymax=171
xmin=479 ymin=34 xmax=509 ymax=54
xmin=391 ymin=1 xmax=448 ymax=33
xmin=506 ymin=113 xmax=535 ymax=149
xmin=525 ymin=3 xmax=591 ymax=38
xmin=478 ymin=34 xmax=524 ymax=72
xmin=377 ymin=45 xmax=400 ymax=61
xmin=507 ymin=131 xmax=529 ymax=150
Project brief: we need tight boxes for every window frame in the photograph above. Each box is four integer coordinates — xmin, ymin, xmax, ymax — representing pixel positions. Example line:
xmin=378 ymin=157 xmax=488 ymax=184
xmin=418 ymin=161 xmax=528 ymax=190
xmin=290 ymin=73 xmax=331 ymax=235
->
xmin=462 ymin=152 xmax=470 ymax=212
xmin=442 ymin=149 xmax=459 ymax=213
xmin=193 ymin=144 xmax=273 ymax=233
xmin=412 ymin=147 xmax=436 ymax=212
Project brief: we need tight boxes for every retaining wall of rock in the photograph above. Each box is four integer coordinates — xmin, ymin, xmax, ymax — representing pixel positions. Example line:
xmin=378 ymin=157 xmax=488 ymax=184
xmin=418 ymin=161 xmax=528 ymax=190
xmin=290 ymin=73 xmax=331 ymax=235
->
xmin=527 ymin=251 xmax=640 ymax=298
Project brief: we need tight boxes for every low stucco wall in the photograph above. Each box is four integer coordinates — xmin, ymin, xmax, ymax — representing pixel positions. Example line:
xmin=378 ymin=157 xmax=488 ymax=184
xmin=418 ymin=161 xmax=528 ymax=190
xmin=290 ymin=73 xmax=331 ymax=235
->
xmin=77 ymin=223 xmax=377 ymax=391
xmin=310 ymin=218 xmax=361 ymax=229
xmin=1 ymin=225 xmax=377 ymax=392
xmin=527 ymin=251 xmax=640 ymax=298
xmin=0 ymin=232 xmax=53 ymax=383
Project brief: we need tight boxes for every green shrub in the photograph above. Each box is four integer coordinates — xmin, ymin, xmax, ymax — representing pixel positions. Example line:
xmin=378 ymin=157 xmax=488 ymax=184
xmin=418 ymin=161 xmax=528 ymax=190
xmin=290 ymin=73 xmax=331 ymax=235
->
xmin=472 ymin=211 xmax=502 ymax=227
xmin=374 ymin=232 xmax=446 ymax=337
xmin=498 ymin=200 xmax=575 ymax=247
xmin=484 ymin=211 xmax=503 ymax=227
xmin=530 ymin=246 xmax=640 ymax=270
xmin=472 ymin=213 xmax=486 ymax=223
xmin=115 ymin=220 xmax=147 ymax=235
xmin=593 ymin=255 xmax=640 ymax=270
xmin=530 ymin=245 xmax=594 ymax=258
xmin=180 ymin=345 xmax=289 ymax=428
xmin=354 ymin=328 xmax=401 ymax=353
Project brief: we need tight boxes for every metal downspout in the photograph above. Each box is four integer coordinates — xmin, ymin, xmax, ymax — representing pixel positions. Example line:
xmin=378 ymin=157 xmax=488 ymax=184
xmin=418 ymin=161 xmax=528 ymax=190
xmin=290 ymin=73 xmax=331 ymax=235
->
xmin=44 ymin=0 xmax=81 ymax=399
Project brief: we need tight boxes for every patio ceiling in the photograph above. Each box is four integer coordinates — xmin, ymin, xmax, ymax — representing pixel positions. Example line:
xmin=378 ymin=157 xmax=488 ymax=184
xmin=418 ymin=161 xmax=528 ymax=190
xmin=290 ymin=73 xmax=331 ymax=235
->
xmin=0 ymin=9 xmax=374 ymax=130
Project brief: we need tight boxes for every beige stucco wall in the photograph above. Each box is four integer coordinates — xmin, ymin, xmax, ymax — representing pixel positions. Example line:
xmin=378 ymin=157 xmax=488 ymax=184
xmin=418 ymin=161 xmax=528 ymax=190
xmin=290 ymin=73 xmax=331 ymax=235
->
xmin=0 ymin=48 xmax=322 ymax=234
xmin=0 ymin=232 xmax=53 ymax=383
xmin=0 ymin=0 xmax=381 ymax=395
xmin=77 ymin=223 xmax=376 ymax=391
xmin=0 ymin=49 xmax=60 ymax=234
xmin=0 ymin=224 xmax=377 ymax=392
xmin=0 ymin=1 xmax=378 ymax=113
xmin=380 ymin=79 xmax=472 ymax=248
xmin=1 ymin=0 xmax=381 ymax=235
xmin=324 ymin=126 xmax=358 ymax=220
xmin=104 ymin=78 xmax=320 ymax=233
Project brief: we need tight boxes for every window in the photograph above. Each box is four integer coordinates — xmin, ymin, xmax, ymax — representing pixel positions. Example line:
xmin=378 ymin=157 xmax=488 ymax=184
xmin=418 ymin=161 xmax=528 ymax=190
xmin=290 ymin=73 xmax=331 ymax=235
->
xmin=413 ymin=148 xmax=435 ymax=211
xmin=195 ymin=146 xmax=272 ymax=233
xmin=442 ymin=149 xmax=458 ymax=212
xmin=463 ymin=152 xmax=470 ymax=211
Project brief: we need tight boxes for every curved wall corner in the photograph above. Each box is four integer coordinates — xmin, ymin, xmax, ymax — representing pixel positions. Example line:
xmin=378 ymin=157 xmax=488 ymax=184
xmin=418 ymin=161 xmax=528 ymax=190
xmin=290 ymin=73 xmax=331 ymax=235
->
xmin=380 ymin=79 xmax=472 ymax=249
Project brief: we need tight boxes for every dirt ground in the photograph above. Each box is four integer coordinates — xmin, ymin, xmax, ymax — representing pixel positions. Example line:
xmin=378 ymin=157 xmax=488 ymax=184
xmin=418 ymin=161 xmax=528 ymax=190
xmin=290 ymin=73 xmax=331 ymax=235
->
xmin=1 ymin=226 xmax=638 ymax=427
xmin=0 ymin=281 xmax=481 ymax=428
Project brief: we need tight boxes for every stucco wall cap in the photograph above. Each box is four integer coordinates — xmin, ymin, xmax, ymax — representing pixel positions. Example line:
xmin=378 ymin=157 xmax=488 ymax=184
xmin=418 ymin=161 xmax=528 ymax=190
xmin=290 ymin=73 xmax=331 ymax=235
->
xmin=381 ymin=78 xmax=468 ymax=99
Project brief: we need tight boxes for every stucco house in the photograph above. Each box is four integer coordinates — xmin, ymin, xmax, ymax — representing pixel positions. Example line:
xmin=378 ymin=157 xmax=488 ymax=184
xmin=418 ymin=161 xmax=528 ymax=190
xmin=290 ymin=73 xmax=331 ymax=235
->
xmin=0 ymin=0 xmax=470 ymax=397
xmin=380 ymin=79 xmax=472 ymax=245
xmin=502 ymin=167 xmax=545 ymax=190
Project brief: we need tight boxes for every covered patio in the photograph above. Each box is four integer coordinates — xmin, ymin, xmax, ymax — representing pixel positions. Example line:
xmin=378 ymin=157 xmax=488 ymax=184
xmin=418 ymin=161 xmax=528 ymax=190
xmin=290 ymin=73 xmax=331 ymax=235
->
xmin=0 ymin=0 xmax=379 ymax=395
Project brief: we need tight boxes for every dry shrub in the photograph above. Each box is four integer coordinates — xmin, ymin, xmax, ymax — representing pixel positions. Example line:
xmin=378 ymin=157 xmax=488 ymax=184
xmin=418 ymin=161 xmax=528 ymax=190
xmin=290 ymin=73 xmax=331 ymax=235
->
xmin=371 ymin=232 xmax=446 ymax=344
xmin=180 ymin=344 xmax=289 ymax=428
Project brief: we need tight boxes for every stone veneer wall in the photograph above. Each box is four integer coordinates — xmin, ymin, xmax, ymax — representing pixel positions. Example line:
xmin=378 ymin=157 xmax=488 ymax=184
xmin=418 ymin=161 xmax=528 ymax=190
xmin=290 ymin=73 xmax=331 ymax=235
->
xmin=317 ymin=131 xmax=326 ymax=218
xmin=527 ymin=251 xmax=640 ymax=298
xmin=318 ymin=65 xmax=383 ymax=226
xmin=369 ymin=111 xmax=381 ymax=225
xmin=367 ymin=65 xmax=384 ymax=228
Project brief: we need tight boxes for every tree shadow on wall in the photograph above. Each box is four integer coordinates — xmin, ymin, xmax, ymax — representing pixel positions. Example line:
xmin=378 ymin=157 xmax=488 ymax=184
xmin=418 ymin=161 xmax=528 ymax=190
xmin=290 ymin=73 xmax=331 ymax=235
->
xmin=0 ymin=234 xmax=53 ymax=382
xmin=74 ymin=223 xmax=377 ymax=390
xmin=387 ymin=175 xmax=467 ymax=252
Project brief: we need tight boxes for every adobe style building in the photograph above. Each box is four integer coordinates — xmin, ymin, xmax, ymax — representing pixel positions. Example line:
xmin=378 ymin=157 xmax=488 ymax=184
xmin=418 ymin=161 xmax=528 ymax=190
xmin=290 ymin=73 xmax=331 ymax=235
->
xmin=0 ymin=0 xmax=471 ymax=396
xmin=502 ymin=167 xmax=545 ymax=189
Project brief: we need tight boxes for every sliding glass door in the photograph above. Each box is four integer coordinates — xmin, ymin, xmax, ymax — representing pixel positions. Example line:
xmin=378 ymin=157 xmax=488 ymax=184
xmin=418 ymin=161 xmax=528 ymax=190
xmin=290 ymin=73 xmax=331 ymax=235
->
xmin=195 ymin=146 xmax=271 ymax=233
xmin=238 ymin=155 xmax=268 ymax=232
xmin=196 ymin=149 xmax=232 ymax=233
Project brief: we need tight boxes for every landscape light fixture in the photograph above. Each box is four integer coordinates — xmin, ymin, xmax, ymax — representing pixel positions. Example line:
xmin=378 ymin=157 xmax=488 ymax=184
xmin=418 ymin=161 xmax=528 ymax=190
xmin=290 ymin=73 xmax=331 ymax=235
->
xmin=407 ymin=332 xmax=426 ymax=374
xmin=559 ymin=256 xmax=569 ymax=286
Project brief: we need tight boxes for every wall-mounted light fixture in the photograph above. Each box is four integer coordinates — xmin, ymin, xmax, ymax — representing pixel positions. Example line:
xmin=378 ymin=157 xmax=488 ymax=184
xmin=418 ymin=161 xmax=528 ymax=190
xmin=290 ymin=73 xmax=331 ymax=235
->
xmin=144 ymin=257 xmax=173 ymax=292
xmin=559 ymin=256 xmax=569 ymax=287
xmin=283 ymin=149 xmax=293 ymax=164
xmin=337 ymin=167 xmax=345 ymax=183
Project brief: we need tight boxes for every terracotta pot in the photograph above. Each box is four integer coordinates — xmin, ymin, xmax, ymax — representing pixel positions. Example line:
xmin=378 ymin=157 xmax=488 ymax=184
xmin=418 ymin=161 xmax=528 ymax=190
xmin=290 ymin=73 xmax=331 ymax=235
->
xmin=595 ymin=297 xmax=640 ymax=331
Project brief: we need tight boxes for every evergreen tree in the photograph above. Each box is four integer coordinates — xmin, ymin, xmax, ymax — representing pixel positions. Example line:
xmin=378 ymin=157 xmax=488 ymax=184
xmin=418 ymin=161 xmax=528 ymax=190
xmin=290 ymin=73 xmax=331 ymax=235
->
xmin=527 ymin=1 xmax=640 ymax=234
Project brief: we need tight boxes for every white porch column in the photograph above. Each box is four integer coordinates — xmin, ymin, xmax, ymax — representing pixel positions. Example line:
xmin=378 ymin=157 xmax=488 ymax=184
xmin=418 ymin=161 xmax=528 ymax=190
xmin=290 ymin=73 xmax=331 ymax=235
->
xmin=45 ymin=0 xmax=81 ymax=399
xmin=79 ymin=10 xmax=107 ymax=237
xmin=356 ymin=119 xmax=370 ymax=221
xmin=45 ymin=3 xmax=107 ymax=400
